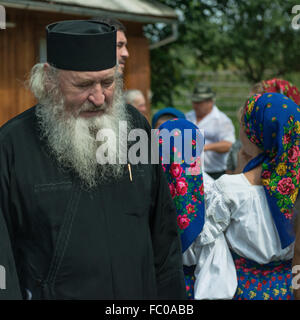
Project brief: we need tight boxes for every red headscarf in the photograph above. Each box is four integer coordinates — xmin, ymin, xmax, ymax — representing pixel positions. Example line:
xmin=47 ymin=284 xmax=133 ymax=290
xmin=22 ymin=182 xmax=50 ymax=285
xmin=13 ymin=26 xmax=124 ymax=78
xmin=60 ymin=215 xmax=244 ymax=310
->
xmin=262 ymin=78 xmax=300 ymax=106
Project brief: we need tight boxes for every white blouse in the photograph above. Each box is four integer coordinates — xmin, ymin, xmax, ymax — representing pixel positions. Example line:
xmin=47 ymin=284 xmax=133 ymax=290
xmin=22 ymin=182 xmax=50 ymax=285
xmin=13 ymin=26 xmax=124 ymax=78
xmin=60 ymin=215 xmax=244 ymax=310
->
xmin=183 ymin=173 xmax=294 ymax=300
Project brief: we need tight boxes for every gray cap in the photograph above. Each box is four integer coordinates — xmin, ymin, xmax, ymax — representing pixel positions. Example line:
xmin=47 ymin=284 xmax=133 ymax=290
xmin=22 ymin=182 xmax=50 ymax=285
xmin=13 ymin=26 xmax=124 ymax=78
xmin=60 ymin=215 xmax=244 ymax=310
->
xmin=191 ymin=84 xmax=215 ymax=102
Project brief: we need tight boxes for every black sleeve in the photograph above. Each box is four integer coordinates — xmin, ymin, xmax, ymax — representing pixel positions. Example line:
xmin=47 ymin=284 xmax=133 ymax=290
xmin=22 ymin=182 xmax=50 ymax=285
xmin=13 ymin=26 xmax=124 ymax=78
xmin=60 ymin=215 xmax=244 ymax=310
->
xmin=0 ymin=208 xmax=22 ymax=299
xmin=0 ymin=135 xmax=22 ymax=300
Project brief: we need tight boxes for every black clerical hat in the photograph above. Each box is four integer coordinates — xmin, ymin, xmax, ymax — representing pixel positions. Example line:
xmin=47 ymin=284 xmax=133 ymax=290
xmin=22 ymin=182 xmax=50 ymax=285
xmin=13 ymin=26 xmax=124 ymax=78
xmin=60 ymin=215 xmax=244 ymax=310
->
xmin=46 ymin=20 xmax=116 ymax=71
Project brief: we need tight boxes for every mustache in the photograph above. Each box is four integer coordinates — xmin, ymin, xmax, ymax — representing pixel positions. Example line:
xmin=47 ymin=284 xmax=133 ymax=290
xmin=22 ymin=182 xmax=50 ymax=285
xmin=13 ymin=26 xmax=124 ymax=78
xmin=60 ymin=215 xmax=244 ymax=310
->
xmin=74 ymin=101 xmax=110 ymax=116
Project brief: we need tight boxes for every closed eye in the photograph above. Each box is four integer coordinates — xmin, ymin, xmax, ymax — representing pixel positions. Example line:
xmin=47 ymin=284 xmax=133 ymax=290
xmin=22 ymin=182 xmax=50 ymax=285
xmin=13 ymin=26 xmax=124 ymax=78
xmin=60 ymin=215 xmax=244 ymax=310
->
xmin=102 ymin=79 xmax=114 ymax=87
xmin=75 ymin=82 xmax=93 ymax=88
xmin=117 ymin=42 xmax=126 ymax=48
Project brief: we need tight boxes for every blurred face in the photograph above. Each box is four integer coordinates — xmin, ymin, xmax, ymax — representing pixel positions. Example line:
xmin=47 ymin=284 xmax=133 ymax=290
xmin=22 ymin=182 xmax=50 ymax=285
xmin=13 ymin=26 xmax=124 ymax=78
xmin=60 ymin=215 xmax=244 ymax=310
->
xmin=192 ymin=99 xmax=214 ymax=119
xmin=58 ymin=67 xmax=116 ymax=118
xmin=154 ymin=115 xmax=175 ymax=129
xmin=117 ymin=31 xmax=129 ymax=73
xmin=133 ymin=95 xmax=147 ymax=116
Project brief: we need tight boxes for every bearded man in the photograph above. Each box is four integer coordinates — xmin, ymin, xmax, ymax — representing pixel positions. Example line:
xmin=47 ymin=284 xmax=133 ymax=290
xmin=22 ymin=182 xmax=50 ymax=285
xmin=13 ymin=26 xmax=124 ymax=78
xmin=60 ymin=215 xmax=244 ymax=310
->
xmin=0 ymin=20 xmax=185 ymax=300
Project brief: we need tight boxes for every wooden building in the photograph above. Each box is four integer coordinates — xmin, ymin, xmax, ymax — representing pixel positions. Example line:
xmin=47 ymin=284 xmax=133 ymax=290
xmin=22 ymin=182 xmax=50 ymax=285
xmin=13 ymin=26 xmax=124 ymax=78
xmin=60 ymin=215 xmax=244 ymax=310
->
xmin=0 ymin=0 xmax=177 ymax=125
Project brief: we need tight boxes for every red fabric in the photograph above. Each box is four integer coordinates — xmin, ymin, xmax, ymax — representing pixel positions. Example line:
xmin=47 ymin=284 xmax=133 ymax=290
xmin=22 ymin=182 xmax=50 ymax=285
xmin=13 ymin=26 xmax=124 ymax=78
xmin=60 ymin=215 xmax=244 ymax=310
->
xmin=263 ymin=78 xmax=300 ymax=105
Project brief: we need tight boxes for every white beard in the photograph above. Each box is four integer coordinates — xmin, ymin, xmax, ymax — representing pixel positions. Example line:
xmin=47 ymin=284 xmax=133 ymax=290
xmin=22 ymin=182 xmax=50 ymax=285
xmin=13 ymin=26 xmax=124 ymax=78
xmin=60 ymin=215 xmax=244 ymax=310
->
xmin=36 ymin=88 xmax=131 ymax=189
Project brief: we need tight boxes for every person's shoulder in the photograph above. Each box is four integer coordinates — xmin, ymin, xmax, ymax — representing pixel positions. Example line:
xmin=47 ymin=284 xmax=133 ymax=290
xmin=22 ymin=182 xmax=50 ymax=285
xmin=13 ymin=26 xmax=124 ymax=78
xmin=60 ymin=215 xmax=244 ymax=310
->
xmin=125 ymin=103 xmax=141 ymax=118
xmin=0 ymin=106 xmax=36 ymax=142
xmin=214 ymin=106 xmax=233 ymax=123
xmin=213 ymin=174 xmax=254 ymax=208
xmin=215 ymin=173 xmax=249 ymax=192
xmin=125 ymin=103 xmax=151 ymax=131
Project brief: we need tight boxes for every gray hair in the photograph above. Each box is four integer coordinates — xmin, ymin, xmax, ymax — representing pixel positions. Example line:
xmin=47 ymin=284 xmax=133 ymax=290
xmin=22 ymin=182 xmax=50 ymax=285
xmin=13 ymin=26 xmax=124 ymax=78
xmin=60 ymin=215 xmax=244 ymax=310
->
xmin=124 ymin=89 xmax=144 ymax=105
xmin=29 ymin=63 xmax=60 ymax=104
xmin=29 ymin=62 xmax=122 ymax=105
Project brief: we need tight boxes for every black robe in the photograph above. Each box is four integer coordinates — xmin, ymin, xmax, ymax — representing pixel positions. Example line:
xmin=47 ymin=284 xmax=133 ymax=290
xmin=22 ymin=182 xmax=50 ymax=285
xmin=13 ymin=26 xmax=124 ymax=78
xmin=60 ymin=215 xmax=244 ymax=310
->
xmin=0 ymin=207 xmax=22 ymax=299
xmin=0 ymin=104 xmax=186 ymax=300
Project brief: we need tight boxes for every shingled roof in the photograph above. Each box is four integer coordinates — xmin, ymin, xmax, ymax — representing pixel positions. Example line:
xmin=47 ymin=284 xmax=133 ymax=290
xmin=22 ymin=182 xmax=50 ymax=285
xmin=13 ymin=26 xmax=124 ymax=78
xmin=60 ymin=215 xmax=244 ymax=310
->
xmin=0 ymin=0 xmax=178 ymax=23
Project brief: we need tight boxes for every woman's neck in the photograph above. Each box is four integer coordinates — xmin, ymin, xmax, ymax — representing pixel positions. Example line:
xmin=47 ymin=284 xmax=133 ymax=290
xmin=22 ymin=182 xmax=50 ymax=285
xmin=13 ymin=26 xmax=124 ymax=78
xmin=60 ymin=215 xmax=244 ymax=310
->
xmin=243 ymin=165 xmax=263 ymax=186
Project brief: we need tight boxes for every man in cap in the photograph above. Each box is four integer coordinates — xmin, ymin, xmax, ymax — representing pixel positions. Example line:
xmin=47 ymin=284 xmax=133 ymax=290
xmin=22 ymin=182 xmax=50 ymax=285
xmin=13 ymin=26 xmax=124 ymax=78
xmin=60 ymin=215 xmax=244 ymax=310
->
xmin=186 ymin=84 xmax=235 ymax=179
xmin=0 ymin=20 xmax=186 ymax=300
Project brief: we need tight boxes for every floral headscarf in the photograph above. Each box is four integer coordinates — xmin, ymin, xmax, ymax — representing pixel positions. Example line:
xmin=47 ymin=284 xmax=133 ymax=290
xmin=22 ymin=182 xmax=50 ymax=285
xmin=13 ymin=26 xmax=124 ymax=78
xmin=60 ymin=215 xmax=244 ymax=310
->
xmin=158 ymin=119 xmax=205 ymax=252
xmin=262 ymin=78 xmax=300 ymax=106
xmin=243 ymin=92 xmax=300 ymax=248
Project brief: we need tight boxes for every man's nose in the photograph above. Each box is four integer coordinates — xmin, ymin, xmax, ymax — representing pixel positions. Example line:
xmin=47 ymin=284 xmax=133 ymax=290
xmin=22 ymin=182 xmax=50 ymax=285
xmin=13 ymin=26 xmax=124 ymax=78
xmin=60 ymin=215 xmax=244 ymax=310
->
xmin=121 ymin=47 xmax=129 ymax=59
xmin=88 ymin=83 xmax=105 ymax=106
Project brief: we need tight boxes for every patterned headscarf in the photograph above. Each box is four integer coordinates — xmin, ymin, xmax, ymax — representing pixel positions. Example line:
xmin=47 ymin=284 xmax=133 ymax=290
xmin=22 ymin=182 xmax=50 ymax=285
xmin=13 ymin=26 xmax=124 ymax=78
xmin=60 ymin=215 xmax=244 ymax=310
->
xmin=262 ymin=78 xmax=300 ymax=106
xmin=158 ymin=119 xmax=205 ymax=252
xmin=243 ymin=92 xmax=300 ymax=248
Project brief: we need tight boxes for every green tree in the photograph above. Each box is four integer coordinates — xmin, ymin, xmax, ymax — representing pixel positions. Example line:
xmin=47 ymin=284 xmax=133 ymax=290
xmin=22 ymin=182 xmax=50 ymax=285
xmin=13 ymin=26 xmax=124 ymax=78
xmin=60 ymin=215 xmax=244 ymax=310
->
xmin=146 ymin=0 xmax=300 ymax=106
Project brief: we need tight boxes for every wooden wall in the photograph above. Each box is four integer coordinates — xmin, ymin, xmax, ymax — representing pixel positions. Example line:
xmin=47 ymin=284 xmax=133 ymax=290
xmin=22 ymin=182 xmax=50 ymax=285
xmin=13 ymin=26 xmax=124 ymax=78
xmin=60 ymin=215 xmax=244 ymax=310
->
xmin=0 ymin=9 xmax=37 ymax=126
xmin=0 ymin=8 xmax=151 ymax=126
xmin=123 ymin=22 xmax=151 ymax=120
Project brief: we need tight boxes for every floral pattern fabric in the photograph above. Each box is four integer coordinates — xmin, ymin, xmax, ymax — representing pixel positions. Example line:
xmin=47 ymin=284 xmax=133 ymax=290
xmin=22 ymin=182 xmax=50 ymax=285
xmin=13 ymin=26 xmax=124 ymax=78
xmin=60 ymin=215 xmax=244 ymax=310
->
xmin=183 ymin=265 xmax=196 ymax=300
xmin=158 ymin=118 xmax=205 ymax=252
xmin=263 ymin=78 xmax=300 ymax=106
xmin=243 ymin=93 xmax=300 ymax=249
xmin=158 ymin=118 xmax=206 ymax=300
xmin=232 ymin=251 xmax=293 ymax=300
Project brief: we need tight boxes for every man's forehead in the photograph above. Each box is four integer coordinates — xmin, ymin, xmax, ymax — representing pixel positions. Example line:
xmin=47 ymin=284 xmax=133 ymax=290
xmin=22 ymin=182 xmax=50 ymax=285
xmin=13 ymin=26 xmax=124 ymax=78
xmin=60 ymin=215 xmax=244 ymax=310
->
xmin=117 ymin=30 xmax=127 ymax=43
xmin=61 ymin=67 xmax=115 ymax=81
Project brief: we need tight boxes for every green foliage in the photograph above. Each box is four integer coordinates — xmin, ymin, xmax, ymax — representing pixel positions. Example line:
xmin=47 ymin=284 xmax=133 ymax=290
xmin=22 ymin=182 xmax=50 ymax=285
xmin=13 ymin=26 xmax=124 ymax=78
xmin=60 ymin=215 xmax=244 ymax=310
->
xmin=146 ymin=0 xmax=300 ymax=106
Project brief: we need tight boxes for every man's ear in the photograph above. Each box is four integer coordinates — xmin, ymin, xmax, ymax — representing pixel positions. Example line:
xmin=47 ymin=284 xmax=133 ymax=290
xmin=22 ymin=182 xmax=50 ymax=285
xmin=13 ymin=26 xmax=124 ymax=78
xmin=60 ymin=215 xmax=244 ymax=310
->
xmin=43 ymin=62 xmax=50 ymax=73
xmin=43 ymin=63 xmax=54 ymax=92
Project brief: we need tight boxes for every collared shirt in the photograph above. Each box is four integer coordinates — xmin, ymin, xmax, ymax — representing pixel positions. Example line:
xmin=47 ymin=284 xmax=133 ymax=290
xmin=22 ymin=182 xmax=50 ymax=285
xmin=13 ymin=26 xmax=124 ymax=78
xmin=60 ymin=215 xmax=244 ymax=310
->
xmin=185 ymin=106 xmax=236 ymax=173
